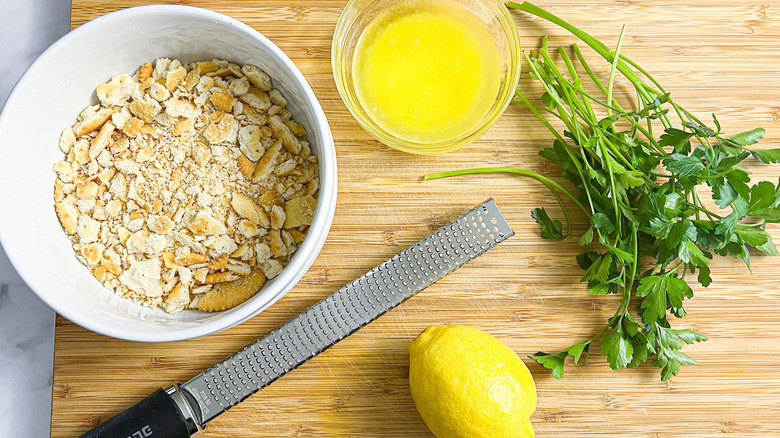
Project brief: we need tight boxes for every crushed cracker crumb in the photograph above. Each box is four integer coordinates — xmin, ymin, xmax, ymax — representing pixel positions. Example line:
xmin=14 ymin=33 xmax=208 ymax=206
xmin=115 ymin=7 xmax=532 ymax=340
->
xmin=54 ymin=58 xmax=318 ymax=314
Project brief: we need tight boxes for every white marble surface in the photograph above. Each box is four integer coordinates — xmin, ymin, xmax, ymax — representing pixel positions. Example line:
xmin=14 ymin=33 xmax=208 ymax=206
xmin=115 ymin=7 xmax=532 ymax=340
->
xmin=0 ymin=0 xmax=71 ymax=436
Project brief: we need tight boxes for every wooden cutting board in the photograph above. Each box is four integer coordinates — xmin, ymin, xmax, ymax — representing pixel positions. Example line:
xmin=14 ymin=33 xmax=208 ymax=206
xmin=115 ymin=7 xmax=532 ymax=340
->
xmin=53 ymin=1 xmax=780 ymax=436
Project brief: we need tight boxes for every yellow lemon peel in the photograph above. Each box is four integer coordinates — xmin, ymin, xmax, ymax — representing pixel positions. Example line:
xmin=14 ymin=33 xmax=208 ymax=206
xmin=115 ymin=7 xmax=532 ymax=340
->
xmin=409 ymin=324 xmax=537 ymax=438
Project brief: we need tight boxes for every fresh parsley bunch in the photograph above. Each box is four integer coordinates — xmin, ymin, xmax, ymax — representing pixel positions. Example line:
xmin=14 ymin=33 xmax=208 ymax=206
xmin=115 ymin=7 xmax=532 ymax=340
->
xmin=426 ymin=2 xmax=780 ymax=380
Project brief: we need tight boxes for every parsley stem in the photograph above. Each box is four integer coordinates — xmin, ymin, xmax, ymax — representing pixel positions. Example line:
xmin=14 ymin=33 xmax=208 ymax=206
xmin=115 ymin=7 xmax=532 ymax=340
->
xmin=605 ymin=25 xmax=627 ymax=121
xmin=691 ymin=189 xmax=718 ymax=221
xmin=614 ymin=225 xmax=638 ymax=318
xmin=667 ymin=261 xmax=686 ymax=275
xmin=597 ymin=137 xmax=623 ymax=239
xmin=423 ymin=167 xmax=589 ymax=216
xmin=515 ymin=89 xmax=598 ymax=215
xmin=704 ymin=169 xmax=733 ymax=180
xmin=687 ymin=203 xmax=721 ymax=220
xmin=550 ymin=186 xmax=573 ymax=235
xmin=571 ymin=44 xmax=622 ymax=109
xmin=560 ymin=47 xmax=598 ymax=120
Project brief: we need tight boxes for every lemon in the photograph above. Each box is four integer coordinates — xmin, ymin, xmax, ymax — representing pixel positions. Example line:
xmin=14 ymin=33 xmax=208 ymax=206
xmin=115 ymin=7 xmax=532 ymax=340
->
xmin=408 ymin=324 xmax=537 ymax=438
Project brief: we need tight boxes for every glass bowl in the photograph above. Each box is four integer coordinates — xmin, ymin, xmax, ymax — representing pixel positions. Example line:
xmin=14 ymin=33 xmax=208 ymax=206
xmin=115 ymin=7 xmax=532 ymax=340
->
xmin=332 ymin=0 xmax=521 ymax=155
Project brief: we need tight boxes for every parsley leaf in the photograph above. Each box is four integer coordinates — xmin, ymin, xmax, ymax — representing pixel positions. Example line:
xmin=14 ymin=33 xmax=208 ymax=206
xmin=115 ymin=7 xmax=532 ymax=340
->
xmin=711 ymin=181 xmax=739 ymax=209
xmin=659 ymin=128 xmax=694 ymax=153
xmin=601 ymin=323 xmax=634 ymax=370
xmin=636 ymin=275 xmax=692 ymax=324
xmin=735 ymin=225 xmax=778 ymax=256
xmin=668 ymin=219 xmax=697 ymax=247
xmin=727 ymin=128 xmax=765 ymax=146
xmin=663 ymin=154 xmax=705 ymax=177
xmin=751 ymin=149 xmax=780 ymax=164
xmin=678 ymin=241 xmax=709 ymax=267
xmin=568 ymin=343 xmax=589 ymax=364
xmin=591 ymin=212 xmax=616 ymax=234
xmin=531 ymin=207 xmax=565 ymax=240
xmin=529 ymin=351 xmax=567 ymax=379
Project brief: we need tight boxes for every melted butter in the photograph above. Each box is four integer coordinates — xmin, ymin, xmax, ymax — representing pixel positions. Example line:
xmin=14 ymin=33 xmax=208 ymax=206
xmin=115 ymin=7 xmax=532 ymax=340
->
xmin=353 ymin=0 xmax=502 ymax=144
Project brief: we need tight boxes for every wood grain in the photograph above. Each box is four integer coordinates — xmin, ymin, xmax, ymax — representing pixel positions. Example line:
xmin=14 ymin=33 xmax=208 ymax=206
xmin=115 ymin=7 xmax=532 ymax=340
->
xmin=54 ymin=0 xmax=780 ymax=436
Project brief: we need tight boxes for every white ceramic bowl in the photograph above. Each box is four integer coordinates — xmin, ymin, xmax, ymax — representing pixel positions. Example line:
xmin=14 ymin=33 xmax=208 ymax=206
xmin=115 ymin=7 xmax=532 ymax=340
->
xmin=0 ymin=5 xmax=337 ymax=342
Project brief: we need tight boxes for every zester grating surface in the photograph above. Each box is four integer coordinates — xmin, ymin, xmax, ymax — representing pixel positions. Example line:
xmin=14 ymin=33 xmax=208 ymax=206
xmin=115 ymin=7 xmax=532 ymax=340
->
xmin=179 ymin=199 xmax=514 ymax=426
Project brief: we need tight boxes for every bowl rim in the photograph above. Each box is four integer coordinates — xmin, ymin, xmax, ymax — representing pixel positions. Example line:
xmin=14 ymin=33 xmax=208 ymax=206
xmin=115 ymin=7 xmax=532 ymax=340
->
xmin=331 ymin=0 xmax=522 ymax=154
xmin=0 ymin=4 xmax=338 ymax=342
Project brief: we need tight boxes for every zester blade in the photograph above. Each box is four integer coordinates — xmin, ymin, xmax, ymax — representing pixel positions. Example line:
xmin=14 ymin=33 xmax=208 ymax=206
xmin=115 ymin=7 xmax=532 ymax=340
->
xmin=178 ymin=198 xmax=514 ymax=427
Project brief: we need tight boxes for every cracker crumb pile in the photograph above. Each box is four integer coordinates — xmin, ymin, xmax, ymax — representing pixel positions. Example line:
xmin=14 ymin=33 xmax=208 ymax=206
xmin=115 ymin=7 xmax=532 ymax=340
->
xmin=53 ymin=58 xmax=318 ymax=313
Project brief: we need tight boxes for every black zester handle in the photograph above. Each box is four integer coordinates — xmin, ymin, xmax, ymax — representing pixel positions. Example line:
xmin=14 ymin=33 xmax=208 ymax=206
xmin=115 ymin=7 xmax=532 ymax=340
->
xmin=78 ymin=389 xmax=195 ymax=438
